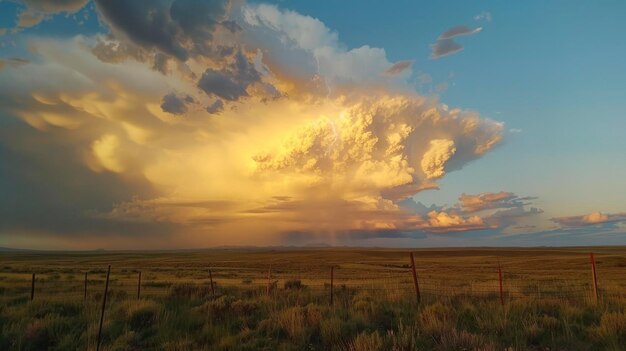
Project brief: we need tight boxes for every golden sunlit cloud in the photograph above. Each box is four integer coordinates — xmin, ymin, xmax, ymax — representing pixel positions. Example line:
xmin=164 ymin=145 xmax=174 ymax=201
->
xmin=0 ymin=0 xmax=547 ymax=247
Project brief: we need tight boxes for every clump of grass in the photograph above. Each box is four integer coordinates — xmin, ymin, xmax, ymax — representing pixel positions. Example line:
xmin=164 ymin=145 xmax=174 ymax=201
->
xmin=438 ymin=328 xmax=495 ymax=351
xmin=284 ymin=279 xmax=305 ymax=290
xmin=168 ymin=283 xmax=209 ymax=300
xmin=348 ymin=331 xmax=384 ymax=351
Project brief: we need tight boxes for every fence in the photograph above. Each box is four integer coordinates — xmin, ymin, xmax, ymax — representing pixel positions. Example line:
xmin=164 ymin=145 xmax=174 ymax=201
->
xmin=2 ymin=252 xmax=625 ymax=305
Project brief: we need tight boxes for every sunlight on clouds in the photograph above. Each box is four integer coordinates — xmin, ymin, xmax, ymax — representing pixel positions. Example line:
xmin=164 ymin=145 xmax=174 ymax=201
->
xmin=421 ymin=139 xmax=456 ymax=179
xmin=91 ymin=134 xmax=124 ymax=173
xmin=0 ymin=1 xmax=514 ymax=246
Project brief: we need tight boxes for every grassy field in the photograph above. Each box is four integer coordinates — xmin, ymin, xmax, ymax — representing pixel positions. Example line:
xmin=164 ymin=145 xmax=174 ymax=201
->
xmin=0 ymin=247 xmax=625 ymax=350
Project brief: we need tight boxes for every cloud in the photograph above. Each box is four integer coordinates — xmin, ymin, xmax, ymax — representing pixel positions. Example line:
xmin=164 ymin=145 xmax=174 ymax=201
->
xmin=421 ymin=139 xmax=456 ymax=179
xmin=0 ymin=57 xmax=30 ymax=71
xmin=431 ymin=25 xmax=482 ymax=59
xmin=430 ymin=39 xmax=463 ymax=59
xmin=197 ymin=51 xmax=262 ymax=101
xmin=160 ymin=92 xmax=195 ymax=115
xmin=206 ymin=99 xmax=224 ymax=114
xmin=425 ymin=211 xmax=490 ymax=232
xmin=239 ymin=3 xmax=411 ymax=94
xmin=474 ymin=11 xmax=492 ymax=22
xmin=384 ymin=60 xmax=413 ymax=76
xmin=13 ymin=0 xmax=89 ymax=28
xmin=551 ymin=212 xmax=626 ymax=227
xmin=0 ymin=3 xmax=509 ymax=247
xmin=398 ymin=198 xmax=443 ymax=214
xmin=93 ymin=0 xmax=232 ymax=61
xmin=459 ymin=192 xmax=531 ymax=213
xmin=438 ymin=25 xmax=482 ymax=40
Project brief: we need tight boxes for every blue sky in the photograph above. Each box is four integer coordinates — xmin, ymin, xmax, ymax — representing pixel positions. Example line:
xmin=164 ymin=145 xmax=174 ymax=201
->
xmin=0 ymin=1 xmax=625 ymax=249
xmin=261 ymin=0 xmax=626 ymax=216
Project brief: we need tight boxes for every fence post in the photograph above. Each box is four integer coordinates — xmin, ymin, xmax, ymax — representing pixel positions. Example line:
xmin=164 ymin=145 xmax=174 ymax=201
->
xmin=84 ymin=272 xmax=88 ymax=302
xmin=97 ymin=265 xmax=111 ymax=351
xmin=137 ymin=271 xmax=141 ymax=300
xmin=30 ymin=273 xmax=35 ymax=301
xmin=208 ymin=268 xmax=215 ymax=297
xmin=590 ymin=252 xmax=598 ymax=303
xmin=266 ymin=265 xmax=272 ymax=296
xmin=330 ymin=266 xmax=334 ymax=306
xmin=409 ymin=252 xmax=421 ymax=303
xmin=498 ymin=262 xmax=504 ymax=306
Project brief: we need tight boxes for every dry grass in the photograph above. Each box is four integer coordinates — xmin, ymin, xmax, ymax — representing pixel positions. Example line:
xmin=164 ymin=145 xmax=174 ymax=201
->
xmin=0 ymin=247 xmax=625 ymax=350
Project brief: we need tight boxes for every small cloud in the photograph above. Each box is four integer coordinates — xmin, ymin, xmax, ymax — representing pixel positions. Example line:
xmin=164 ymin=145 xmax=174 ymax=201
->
xmin=430 ymin=39 xmax=463 ymax=59
xmin=474 ymin=11 xmax=492 ymax=22
xmin=431 ymin=25 xmax=482 ymax=59
xmin=13 ymin=0 xmax=90 ymax=29
xmin=206 ymin=99 xmax=224 ymax=114
xmin=197 ymin=51 xmax=262 ymax=101
xmin=459 ymin=191 xmax=523 ymax=213
xmin=384 ymin=60 xmax=413 ymax=76
xmin=0 ymin=57 xmax=30 ymax=71
xmin=438 ymin=25 xmax=482 ymax=40
xmin=509 ymin=128 xmax=522 ymax=133
xmin=160 ymin=93 xmax=195 ymax=115
xmin=552 ymin=211 xmax=626 ymax=227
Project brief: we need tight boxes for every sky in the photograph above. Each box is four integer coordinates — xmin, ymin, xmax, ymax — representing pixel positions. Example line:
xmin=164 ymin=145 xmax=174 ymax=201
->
xmin=0 ymin=0 xmax=625 ymax=249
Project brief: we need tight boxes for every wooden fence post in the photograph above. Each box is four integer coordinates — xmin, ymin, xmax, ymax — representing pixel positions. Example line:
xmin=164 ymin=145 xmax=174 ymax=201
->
xmin=30 ymin=273 xmax=35 ymax=301
xmin=208 ymin=268 xmax=215 ymax=297
xmin=266 ymin=265 xmax=272 ymax=296
xmin=498 ymin=262 xmax=504 ymax=306
xmin=590 ymin=252 xmax=598 ymax=303
xmin=330 ymin=266 xmax=334 ymax=306
xmin=409 ymin=252 xmax=421 ymax=303
xmin=96 ymin=265 xmax=111 ymax=351
xmin=84 ymin=272 xmax=88 ymax=302
xmin=137 ymin=271 xmax=142 ymax=300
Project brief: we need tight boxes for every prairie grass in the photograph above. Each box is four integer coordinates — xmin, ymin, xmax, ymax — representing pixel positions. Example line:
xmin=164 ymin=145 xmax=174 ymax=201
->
xmin=0 ymin=247 xmax=625 ymax=350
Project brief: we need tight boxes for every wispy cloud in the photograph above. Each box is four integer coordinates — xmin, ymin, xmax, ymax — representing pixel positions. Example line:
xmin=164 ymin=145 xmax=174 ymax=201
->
xmin=438 ymin=25 xmax=482 ymax=40
xmin=474 ymin=11 xmax=492 ymax=22
xmin=384 ymin=60 xmax=413 ymax=76
xmin=431 ymin=25 xmax=482 ymax=59
xmin=430 ymin=39 xmax=464 ymax=59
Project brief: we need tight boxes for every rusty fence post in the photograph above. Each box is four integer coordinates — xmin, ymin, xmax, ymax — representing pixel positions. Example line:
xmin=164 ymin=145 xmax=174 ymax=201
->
xmin=137 ymin=271 xmax=142 ymax=300
xmin=30 ymin=273 xmax=35 ymax=301
xmin=96 ymin=265 xmax=111 ymax=351
xmin=266 ymin=265 xmax=272 ymax=296
xmin=330 ymin=266 xmax=334 ymax=306
xmin=590 ymin=252 xmax=598 ymax=303
xmin=409 ymin=252 xmax=421 ymax=303
xmin=208 ymin=268 xmax=215 ymax=297
xmin=498 ymin=262 xmax=504 ymax=306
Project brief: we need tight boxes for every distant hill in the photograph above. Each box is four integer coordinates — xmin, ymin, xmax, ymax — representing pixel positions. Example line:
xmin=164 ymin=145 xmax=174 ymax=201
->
xmin=0 ymin=246 xmax=36 ymax=252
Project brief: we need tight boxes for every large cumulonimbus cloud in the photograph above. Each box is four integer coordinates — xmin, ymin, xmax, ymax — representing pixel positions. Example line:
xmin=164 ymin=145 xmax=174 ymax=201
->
xmin=0 ymin=1 xmax=525 ymax=247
